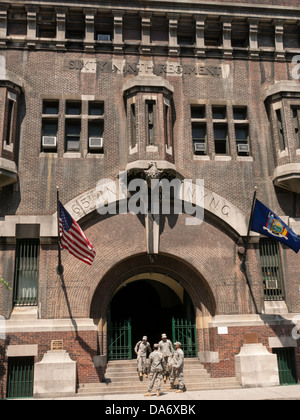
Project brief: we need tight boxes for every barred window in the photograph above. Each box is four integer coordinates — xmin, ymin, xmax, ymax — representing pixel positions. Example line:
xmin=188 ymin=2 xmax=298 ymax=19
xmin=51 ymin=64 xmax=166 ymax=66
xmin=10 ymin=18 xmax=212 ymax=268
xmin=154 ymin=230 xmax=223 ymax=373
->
xmin=14 ymin=239 xmax=39 ymax=306
xmin=259 ymin=239 xmax=285 ymax=301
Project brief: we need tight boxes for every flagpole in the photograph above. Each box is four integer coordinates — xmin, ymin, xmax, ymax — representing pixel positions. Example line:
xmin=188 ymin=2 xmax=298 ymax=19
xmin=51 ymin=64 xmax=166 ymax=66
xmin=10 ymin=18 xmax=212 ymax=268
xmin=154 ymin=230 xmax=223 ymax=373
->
xmin=240 ymin=186 xmax=257 ymax=273
xmin=56 ymin=186 xmax=64 ymax=275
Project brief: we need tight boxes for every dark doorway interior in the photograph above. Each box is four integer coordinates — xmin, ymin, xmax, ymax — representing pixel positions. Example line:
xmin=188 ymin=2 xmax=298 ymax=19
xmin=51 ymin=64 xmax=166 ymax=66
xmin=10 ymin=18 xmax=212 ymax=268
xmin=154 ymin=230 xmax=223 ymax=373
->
xmin=108 ymin=279 xmax=192 ymax=358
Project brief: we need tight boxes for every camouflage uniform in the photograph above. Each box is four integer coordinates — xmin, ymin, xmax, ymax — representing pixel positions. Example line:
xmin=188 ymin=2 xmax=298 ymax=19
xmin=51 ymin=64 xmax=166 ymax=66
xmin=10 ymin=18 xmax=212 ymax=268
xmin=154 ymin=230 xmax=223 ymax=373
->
xmin=147 ymin=349 xmax=164 ymax=392
xmin=134 ymin=339 xmax=151 ymax=375
xmin=158 ymin=338 xmax=174 ymax=376
xmin=170 ymin=347 xmax=185 ymax=390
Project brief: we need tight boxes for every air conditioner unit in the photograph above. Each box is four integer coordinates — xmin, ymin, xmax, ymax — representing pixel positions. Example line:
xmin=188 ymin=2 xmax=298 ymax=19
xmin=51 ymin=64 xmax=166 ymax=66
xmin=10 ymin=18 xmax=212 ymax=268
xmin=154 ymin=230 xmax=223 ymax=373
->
xmin=97 ymin=34 xmax=111 ymax=42
xmin=237 ymin=144 xmax=249 ymax=153
xmin=194 ymin=142 xmax=206 ymax=152
xmin=89 ymin=137 xmax=103 ymax=150
xmin=42 ymin=136 xmax=57 ymax=149
xmin=265 ymin=279 xmax=278 ymax=290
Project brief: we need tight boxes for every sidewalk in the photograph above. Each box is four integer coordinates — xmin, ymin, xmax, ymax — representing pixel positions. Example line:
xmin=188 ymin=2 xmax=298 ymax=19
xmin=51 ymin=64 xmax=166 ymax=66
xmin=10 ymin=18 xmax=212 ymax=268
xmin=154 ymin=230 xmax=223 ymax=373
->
xmin=42 ymin=385 xmax=300 ymax=400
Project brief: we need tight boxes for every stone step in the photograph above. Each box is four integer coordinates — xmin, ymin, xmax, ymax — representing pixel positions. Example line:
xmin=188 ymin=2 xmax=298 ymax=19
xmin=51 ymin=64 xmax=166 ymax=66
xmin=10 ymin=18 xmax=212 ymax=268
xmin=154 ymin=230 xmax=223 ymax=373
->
xmin=77 ymin=378 xmax=240 ymax=395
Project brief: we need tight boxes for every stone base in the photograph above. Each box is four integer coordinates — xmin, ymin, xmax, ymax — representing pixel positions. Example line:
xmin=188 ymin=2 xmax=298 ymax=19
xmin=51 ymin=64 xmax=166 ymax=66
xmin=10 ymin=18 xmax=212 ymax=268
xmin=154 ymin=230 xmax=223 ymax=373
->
xmin=235 ymin=343 xmax=280 ymax=388
xmin=33 ymin=350 xmax=76 ymax=398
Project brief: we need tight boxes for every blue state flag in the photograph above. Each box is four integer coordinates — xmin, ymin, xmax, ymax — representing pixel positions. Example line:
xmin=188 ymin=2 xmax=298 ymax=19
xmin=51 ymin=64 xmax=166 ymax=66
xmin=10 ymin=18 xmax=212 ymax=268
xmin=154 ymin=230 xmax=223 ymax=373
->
xmin=250 ymin=199 xmax=300 ymax=253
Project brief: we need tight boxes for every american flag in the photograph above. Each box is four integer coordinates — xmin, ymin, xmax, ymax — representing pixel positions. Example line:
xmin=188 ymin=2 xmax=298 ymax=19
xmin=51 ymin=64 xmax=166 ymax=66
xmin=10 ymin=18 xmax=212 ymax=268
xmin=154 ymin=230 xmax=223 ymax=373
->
xmin=59 ymin=202 xmax=96 ymax=266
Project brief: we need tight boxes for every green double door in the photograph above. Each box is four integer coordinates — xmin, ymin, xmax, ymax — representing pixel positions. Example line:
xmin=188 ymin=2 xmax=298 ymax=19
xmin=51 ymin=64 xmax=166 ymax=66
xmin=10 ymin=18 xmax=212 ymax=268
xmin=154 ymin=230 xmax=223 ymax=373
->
xmin=6 ymin=357 xmax=34 ymax=398
xmin=273 ymin=348 xmax=297 ymax=385
xmin=108 ymin=317 xmax=197 ymax=360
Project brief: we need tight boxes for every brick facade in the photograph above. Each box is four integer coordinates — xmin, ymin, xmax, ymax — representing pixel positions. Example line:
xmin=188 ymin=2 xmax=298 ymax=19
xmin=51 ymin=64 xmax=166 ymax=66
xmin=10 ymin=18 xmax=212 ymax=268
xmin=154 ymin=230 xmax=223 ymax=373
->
xmin=0 ymin=0 xmax=300 ymax=398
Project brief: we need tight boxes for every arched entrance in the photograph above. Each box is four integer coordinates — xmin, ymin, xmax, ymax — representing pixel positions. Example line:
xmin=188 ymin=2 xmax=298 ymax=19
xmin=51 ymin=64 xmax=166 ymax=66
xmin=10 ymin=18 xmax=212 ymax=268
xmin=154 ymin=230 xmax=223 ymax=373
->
xmin=90 ymin=253 xmax=216 ymax=363
xmin=108 ymin=273 xmax=196 ymax=359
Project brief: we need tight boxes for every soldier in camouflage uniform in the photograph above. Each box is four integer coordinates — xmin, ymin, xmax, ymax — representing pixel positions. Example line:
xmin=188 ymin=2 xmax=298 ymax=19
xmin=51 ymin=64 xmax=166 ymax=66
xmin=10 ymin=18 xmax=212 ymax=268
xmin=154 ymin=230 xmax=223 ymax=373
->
xmin=158 ymin=333 xmax=174 ymax=382
xmin=169 ymin=342 xmax=186 ymax=393
xmin=144 ymin=344 xmax=164 ymax=397
xmin=134 ymin=336 xmax=151 ymax=379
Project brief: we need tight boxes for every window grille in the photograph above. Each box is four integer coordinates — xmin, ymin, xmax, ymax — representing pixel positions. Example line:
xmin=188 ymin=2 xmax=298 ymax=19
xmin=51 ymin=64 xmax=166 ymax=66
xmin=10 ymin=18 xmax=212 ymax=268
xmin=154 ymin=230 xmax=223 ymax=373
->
xmin=259 ymin=239 xmax=285 ymax=301
xmin=14 ymin=239 xmax=39 ymax=306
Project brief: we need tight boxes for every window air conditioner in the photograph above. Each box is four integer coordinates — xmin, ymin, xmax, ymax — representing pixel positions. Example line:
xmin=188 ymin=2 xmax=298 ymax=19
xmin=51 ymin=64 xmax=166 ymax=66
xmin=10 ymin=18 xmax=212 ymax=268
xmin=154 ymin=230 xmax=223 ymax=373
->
xmin=265 ymin=279 xmax=278 ymax=290
xmin=194 ymin=142 xmax=206 ymax=152
xmin=237 ymin=144 xmax=249 ymax=153
xmin=42 ymin=136 xmax=57 ymax=149
xmin=89 ymin=137 xmax=103 ymax=150
xmin=97 ymin=34 xmax=111 ymax=42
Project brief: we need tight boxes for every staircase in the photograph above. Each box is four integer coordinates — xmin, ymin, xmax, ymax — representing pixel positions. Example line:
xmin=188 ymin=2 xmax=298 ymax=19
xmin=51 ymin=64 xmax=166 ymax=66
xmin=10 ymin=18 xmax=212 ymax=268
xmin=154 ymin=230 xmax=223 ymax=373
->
xmin=77 ymin=358 xmax=241 ymax=396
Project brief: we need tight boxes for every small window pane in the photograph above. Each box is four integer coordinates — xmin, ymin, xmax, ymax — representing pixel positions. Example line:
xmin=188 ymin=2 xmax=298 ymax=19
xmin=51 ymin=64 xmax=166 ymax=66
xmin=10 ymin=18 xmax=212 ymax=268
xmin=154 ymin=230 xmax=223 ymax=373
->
xmin=212 ymin=106 xmax=226 ymax=120
xmin=192 ymin=123 xmax=206 ymax=140
xmin=43 ymin=100 xmax=59 ymax=115
xmin=191 ymin=106 xmax=205 ymax=119
xmin=89 ymin=102 xmax=104 ymax=116
xmin=235 ymin=126 xmax=249 ymax=141
xmin=233 ymin=107 xmax=248 ymax=120
xmin=88 ymin=121 xmax=104 ymax=137
xmin=65 ymin=120 xmax=81 ymax=151
xmin=66 ymin=101 xmax=81 ymax=115
xmin=42 ymin=120 xmax=58 ymax=136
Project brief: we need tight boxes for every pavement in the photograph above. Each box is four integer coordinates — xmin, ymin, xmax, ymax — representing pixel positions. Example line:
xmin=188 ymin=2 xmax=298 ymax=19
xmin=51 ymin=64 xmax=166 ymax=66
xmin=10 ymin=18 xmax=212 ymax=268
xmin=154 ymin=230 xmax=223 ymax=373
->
xmin=34 ymin=385 xmax=300 ymax=400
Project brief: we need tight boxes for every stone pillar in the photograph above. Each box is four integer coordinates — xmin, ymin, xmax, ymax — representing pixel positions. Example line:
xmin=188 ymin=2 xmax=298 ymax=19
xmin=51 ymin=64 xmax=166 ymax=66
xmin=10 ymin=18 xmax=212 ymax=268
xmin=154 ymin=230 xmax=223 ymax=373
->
xmin=235 ymin=343 xmax=280 ymax=388
xmin=140 ymin=13 xmax=151 ymax=54
xmin=248 ymin=18 xmax=259 ymax=59
xmin=274 ymin=20 xmax=285 ymax=61
xmin=33 ymin=350 xmax=76 ymax=398
xmin=221 ymin=18 xmax=233 ymax=58
xmin=84 ymin=9 xmax=96 ymax=51
xmin=55 ymin=8 xmax=66 ymax=50
xmin=113 ymin=10 xmax=124 ymax=52
xmin=167 ymin=14 xmax=179 ymax=56
xmin=195 ymin=15 xmax=205 ymax=58
xmin=26 ymin=7 xmax=38 ymax=47
xmin=0 ymin=6 xmax=8 ymax=45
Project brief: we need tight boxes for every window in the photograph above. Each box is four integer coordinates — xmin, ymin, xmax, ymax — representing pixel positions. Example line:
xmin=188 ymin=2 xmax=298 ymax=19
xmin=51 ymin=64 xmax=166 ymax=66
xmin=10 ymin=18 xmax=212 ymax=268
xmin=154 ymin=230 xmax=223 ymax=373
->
xmin=66 ymin=11 xmax=85 ymax=39
xmin=164 ymin=99 xmax=173 ymax=149
xmin=283 ymin=24 xmax=300 ymax=49
xmin=276 ymin=109 xmax=286 ymax=150
xmin=95 ymin=12 xmax=114 ymax=41
xmin=65 ymin=100 xmax=82 ymax=152
xmin=292 ymin=107 xmax=300 ymax=149
xmin=88 ymin=101 xmax=104 ymax=153
xmin=214 ymin=125 xmax=228 ymax=154
xmin=37 ymin=9 xmax=56 ymax=38
xmin=204 ymin=18 xmax=222 ymax=47
xmin=14 ymin=239 xmax=39 ymax=306
xmin=65 ymin=120 xmax=81 ymax=151
xmin=146 ymin=100 xmax=155 ymax=145
xmin=234 ymin=107 xmax=250 ymax=156
xmin=150 ymin=16 xmax=168 ymax=44
xmin=41 ymin=100 xmax=58 ymax=152
xmin=88 ymin=101 xmax=104 ymax=116
xmin=66 ymin=101 xmax=81 ymax=116
xmin=178 ymin=16 xmax=195 ymax=46
xmin=233 ymin=107 xmax=247 ymax=121
xmin=43 ymin=100 xmax=59 ymax=115
xmin=212 ymin=106 xmax=226 ymax=120
xmin=123 ymin=15 xmax=141 ymax=42
xmin=212 ymin=106 xmax=229 ymax=155
xmin=259 ymin=239 xmax=285 ymax=301
xmin=258 ymin=22 xmax=275 ymax=48
xmin=231 ymin=20 xmax=249 ymax=48
xmin=7 ymin=8 xmax=27 ymax=36
xmin=4 ymin=94 xmax=16 ymax=146
xmin=130 ymin=104 xmax=136 ymax=149
xmin=191 ymin=106 xmax=207 ymax=155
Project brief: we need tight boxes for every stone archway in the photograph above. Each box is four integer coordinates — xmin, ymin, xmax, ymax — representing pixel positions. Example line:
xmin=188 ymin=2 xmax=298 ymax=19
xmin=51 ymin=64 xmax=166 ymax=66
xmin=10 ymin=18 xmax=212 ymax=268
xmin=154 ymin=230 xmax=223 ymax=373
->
xmin=90 ymin=252 xmax=216 ymax=360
